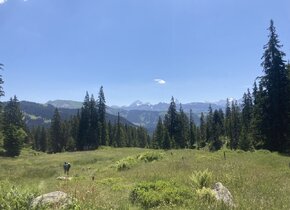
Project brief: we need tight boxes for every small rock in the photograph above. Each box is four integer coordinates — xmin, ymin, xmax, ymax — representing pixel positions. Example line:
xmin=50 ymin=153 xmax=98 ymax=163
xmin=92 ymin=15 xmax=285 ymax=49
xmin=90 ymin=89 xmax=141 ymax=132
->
xmin=31 ymin=191 xmax=71 ymax=208
xmin=212 ymin=182 xmax=235 ymax=207
xmin=56 ymin=176 xmax=72 ymax=181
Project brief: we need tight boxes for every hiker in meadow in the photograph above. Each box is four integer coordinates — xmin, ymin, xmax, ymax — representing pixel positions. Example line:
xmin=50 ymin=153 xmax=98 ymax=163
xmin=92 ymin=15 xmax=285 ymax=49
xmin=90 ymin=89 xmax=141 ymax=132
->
xmin=63 ymin=162 xmax=71 ymax=176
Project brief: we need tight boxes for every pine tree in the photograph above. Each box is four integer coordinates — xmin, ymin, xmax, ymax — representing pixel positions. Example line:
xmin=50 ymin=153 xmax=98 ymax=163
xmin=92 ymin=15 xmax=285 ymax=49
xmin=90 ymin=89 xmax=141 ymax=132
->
xmin=199 ymin=112 xmax=206 ymax=147
xmin=229 ymin=101 xmax=241 ymax=150
xmin=33 ymin=126 xmax=41 ymax=151
xmin=162 ymin=129 xmax=171 ymax=150
xmin=39 ymin=127 xmax=47 ymax=152
xmin=0 ymin=64 xmax=4 ymax=98
xmin=224 ymin=99 xmax=231 ymax=139
xmin=164 ymin=97 xmax=178 ymax=145
xmin=77 ymin=92 xmax=90 ymax=150
xmin=70 ymin=113 xmax=80 ymax=148
xmin=206 ymin=105 xmax=213 ymax=143
xmin=3 ymin=96 xmax=26 ymax=156
xmin=108 ymin=121 xmax=114 ymax=146
xmin=88 ymin=94 xmax=99 ymax=149
xmin=50 ymin=108 xmax=62 ymax=153
xmin=239 ymin=89 xmax=253 ymax=151
xmin=260 ymin=20 xmax=289 ymax=152
xmin=98 ymin=86 xmax=108 ymax=146
xmin=137 ymin=126 xmax=148 ymax=148
xmin=287 ymin=64 xmax=290 ymax=148
xmin=251 ymin=82 xmax=266 ymax=148
xmin=210 ymin=109 xmax=223 ymax=151
xmin=175 ymin=105 xmax=189 ymax=148
xmin=153 ymin=117 xmax=164 ymax=149
xmin=114 ymin=112 xmax=125 ymax=147
xmin=189 ymin=109 xmax=196 ymax=149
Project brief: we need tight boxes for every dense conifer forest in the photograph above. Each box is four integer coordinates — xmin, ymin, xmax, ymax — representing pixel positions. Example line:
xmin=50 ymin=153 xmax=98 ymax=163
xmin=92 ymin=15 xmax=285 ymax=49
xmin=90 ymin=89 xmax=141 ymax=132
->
xmin=0 ymin=20 xmax=290 ymax=157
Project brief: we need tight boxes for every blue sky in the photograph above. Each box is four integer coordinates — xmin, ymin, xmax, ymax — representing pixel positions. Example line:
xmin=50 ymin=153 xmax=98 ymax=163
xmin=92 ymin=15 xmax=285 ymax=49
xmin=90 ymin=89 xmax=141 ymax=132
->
xmin=0 ymin=0 xmax=290 ymax=106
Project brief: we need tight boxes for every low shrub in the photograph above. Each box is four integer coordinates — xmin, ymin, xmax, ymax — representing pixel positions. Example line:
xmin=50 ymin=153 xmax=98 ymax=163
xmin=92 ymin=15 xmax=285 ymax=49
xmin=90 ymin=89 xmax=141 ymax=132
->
xmin=114 ymin=152 xmax=164 ymax=171
xmin=190 ymin=169 xmax=213 ymax=189
xmin=115 ymin=156 xmax=137 ymax=171
xmin=0 ymin=181 xmax=37 ymax=210
xmin=130 ymin=180 xmax=192 ymax=208
xmin=137 ymin=152 xmax=164 ymax=162
xmin=196 ymin=187 xmax=216 ymax=203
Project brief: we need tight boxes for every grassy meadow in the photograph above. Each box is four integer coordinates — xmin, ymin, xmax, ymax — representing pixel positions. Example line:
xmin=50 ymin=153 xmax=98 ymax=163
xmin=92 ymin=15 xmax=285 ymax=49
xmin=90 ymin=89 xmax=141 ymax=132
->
xmin=1 ymin=147 xmax=290 ymax=209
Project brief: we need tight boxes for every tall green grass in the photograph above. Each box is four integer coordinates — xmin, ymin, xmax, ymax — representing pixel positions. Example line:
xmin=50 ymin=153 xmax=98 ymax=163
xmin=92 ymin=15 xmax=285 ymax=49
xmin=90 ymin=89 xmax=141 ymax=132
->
xmin=0 ymin=147 xmax=290 ymax=209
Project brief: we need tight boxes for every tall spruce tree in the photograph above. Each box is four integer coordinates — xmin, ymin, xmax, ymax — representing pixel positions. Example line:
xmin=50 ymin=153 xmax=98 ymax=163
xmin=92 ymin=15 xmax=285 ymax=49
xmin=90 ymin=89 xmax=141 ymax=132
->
xmin=206 ymin=105 xmax=213 ymax=143
xmin=77 ymin=92 xmax=90 ymax=150
xmin=175 ymin=105 xmax=189 ymax=148
xmin=39 ymin=127 xmax=47 ymax=152
xmin=199 ymin=112 xmax=206 ymax=147
xmin=50 ymin=108 xmax=62 ymax=152
xmin=224 ymin=99 xmax=231 ymax=139
xmin=251 ymin=82 xmax=266 ymax=148
xmin=189 ymin=109 xmax=196 ymax=148
xmin=0 ymin=64 xmax=4 ymax=98
xmin=260 ymin=20 xmax=289 ymax=151
xmin=229 ymin=101 xmax=241 ymax=150
xmin=239 ymin=89 xmax=253 ymax=150
xmin=210 ymin=109 xmax=223 ymax=151
xmin=3 ymin=96 xmax=26 ymax=156
xmin=98 ymin=86 xmax=108 ymax=146
xmin=153 ymin=117 xmax=164 ymax=149
xmin=164 ymin=97 xmax=178 ymax=144
xmin=88 ymin=94 xmax=99 ymax=149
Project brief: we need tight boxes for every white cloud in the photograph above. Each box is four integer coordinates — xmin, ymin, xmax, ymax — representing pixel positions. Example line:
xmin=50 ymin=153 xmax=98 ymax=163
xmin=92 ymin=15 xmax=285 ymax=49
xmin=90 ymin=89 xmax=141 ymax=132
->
xmin=154 ymin=79 xmax=166 ymax=85
xmin=0 ymin=0 xmax=7 ymax=4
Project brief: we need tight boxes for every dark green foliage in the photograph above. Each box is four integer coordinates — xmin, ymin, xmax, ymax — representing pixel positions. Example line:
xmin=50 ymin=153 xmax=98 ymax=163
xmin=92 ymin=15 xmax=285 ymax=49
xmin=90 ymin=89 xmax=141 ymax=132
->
xmin=251 ymin=82 xmax=266 ymax=148
xmin=137 ymin=126 xmax=148 ymax=148
xmin=230 ymin=101 xmax=241 ymax=150
xmin=130 ymin=181 xmax=192 ymax=208
xmin=199 ymin=112 xmax=206 ymax=147
xmin=209 ymin=109 xmax=224 ymax=151
xmin=206 ymin=105 xmax=213 ymax=143
xmin=152 ymin=117 xmax=164 ymax=149
xmin=259 ymin=20 xmax=289 ymax=152
xmin=3 ymin=96 xmax=26 ymax=157
xmin=164 ymin=97 xmax=178 ymax=144
xmin=0 ymin=64 xmax=4 ymax=98
xmin=98 ymin=86 xmax=108 ymax=146
xmin=189 ymin=109 xmax=196 ymax=148
xmin=50 ymin=108 xmax=62 ymax=152
xmin=0 ymin=181 xmax=37 ymax=210
xmin=175 ymin=105 xmax=189 ymax=148
xmin=162 ymin=129 xmax=171 ymax=149
xmin=239 ymin=90 xmax=253 ymax=151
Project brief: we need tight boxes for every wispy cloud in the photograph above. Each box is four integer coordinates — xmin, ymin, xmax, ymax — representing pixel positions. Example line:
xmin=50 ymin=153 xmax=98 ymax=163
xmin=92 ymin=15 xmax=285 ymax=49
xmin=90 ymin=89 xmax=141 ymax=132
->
xmin=154 ymin=79 xmax=166 ymax=85
xmin=0 ymin=0 xmax=7 ymax=4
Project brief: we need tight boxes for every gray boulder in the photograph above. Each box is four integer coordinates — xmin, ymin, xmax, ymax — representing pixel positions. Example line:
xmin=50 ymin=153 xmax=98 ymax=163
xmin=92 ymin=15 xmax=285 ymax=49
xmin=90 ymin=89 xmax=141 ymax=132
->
xmin=31 ymin=191 xmax=71 ymax=208
xmin=212 ymin=182 xmax=235 ymax=207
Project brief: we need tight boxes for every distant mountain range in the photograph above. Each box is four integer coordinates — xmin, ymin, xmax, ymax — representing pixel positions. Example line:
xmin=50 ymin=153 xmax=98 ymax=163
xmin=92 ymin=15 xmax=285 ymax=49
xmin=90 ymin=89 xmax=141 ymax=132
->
xmin=44 ymin=99 xmax=236 ymax=133
xmin=5 ymin=99 xmax=239 ymax=133
xmin=47 ymin=99 xmax=230 ymax=112
xmin=16 ymin=101 xmax=134 ymax=129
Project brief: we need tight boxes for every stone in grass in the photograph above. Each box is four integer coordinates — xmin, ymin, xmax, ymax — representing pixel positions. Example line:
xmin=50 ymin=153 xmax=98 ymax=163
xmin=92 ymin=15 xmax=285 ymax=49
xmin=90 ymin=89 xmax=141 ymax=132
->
xmin=31 ymin=191 xmax=71 ymax=208
xmin=56 ymin=176 xmax=72 ymax=181
xmin=212 ymin=182 xmax=235 ymax=208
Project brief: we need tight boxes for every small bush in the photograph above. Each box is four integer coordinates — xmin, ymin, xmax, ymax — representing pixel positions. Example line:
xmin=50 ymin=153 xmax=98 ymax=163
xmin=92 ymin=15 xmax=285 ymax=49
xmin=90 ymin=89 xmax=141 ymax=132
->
xmin=0 ymin=181 xmax=37 ymax=210
xmin=196 ymin=187 xmax=216 ymax=203
xmin=130 ymin=180 xmax=192 ymax=208
xmin=137 ymin=152 xmax=164 ymax=162
xmin=115 ymin=156 xmax=137 ymax=171
xmin=114 ymin=152 xmax=164 ymax=171
xmin=190 ymin=169 xmax=213 ymax=189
